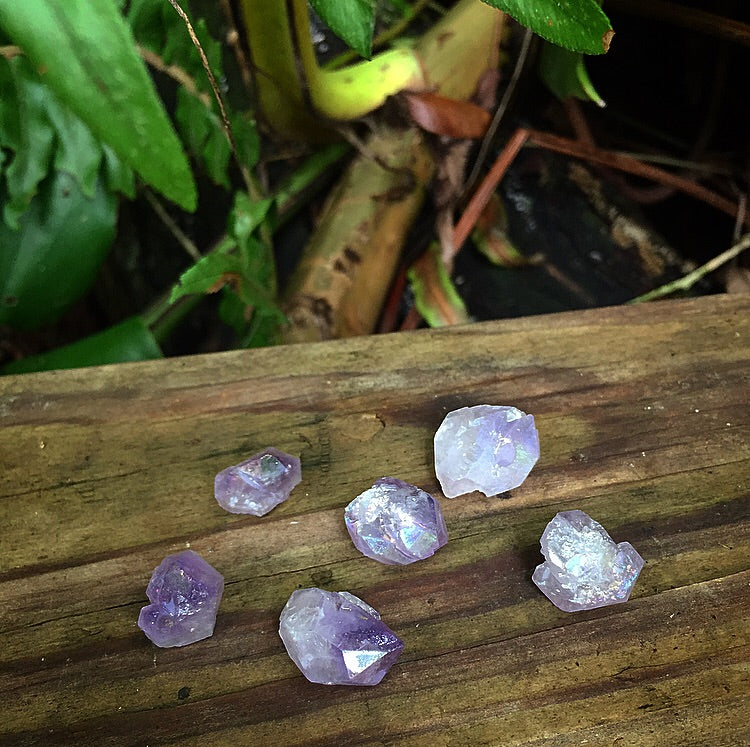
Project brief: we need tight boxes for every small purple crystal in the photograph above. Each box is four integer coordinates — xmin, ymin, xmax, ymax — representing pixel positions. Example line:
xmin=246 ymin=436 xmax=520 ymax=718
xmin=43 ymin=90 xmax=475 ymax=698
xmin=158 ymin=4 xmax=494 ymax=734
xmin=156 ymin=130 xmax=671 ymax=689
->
xmin=434 ymin=404 xmax=540 ymax=498
xmin=138 ymin=550 xmax=224 ymax=647
xmin=214 ymin=447 xmax=301 ymax=516
xmin=279 ymin=588 xmax=404 ymax=686
xmin=532 ymin=510 xmax=644 ymax=612
xmin=345 ymin=477 xmax=448 ymax=565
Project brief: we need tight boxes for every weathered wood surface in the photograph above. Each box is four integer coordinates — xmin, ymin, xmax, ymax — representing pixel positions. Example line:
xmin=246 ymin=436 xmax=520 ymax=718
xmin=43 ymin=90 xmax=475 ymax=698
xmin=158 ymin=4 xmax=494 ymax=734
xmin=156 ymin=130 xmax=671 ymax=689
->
xmin=1 ymin=295 xmax=748 ymax=746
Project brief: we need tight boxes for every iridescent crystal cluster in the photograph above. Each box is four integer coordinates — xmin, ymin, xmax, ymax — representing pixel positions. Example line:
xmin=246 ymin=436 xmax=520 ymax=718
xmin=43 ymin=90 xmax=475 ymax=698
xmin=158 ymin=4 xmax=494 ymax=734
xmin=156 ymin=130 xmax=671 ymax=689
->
xmin=434 ymin=405 xmax=540 ymax=498
xmin=214 ymin=447 xmax=301 ymax=516
xmin=532 ymin=510 xmax=644 ymax=612
xmin=345 ymin=477 xmax=448 ymax=565
xmin=138 ymin=550 xmax=224 ymax=647
xmin=279 ymin=588 xmax=404 ymax=685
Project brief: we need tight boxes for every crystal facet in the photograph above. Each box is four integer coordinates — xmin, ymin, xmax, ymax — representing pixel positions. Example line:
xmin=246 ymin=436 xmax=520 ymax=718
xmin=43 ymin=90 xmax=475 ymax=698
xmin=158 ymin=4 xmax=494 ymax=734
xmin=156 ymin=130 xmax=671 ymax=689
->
xmin=279 ymin=588 xmax=404 ymax=686
xmin=434 ymin=405 xmax=540 ymax=498
xmin=138 ymin=550 xmax=224 ymax=647
xmin=532 ymin=510 xmax=644 ymax=612
xmin=214 ymin=447 xmax=301 ymax=515
xmin=345 ymin=477 xmax=448 ymax=565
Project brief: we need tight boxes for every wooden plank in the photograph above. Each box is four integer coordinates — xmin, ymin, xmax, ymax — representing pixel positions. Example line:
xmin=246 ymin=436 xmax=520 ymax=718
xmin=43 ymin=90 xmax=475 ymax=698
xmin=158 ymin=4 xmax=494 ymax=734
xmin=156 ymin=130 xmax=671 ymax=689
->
xmin=0 ymin=294 xmax=748 ymax=745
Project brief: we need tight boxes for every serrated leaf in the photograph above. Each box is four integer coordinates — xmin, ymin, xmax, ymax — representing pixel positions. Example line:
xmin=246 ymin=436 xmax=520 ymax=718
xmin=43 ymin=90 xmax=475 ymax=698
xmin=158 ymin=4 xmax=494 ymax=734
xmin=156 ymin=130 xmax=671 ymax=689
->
xmin=2 ymin=317 xmax=162 ymax=374
xmin=481 ymin=0 xmax=613 ymax=55
xmin=169 ymin=252 xmax=243 ymax=304
xmin=539 ymin=43 xmax=605 ymax=106
xmin=310 ymin=0 xmax=375 ymax=58
xmin=0 ymin=169 xmax=117 ymax=330
xmin=0 ymin=0 xmax=197 ymax=210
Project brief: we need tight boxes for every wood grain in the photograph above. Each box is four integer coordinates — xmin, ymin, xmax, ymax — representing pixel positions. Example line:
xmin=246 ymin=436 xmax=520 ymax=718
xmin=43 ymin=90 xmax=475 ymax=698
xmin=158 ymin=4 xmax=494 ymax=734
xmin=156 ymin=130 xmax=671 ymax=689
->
xmin=1 ymin=295 xmax=748 ymax=745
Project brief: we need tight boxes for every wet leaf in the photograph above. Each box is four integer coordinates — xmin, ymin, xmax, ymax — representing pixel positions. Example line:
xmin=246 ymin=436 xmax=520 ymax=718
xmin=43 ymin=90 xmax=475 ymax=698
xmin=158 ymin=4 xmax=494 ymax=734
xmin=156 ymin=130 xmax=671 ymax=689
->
xmin=404 ymin=92 xmax=490 ymax=139
xmin=310 ymin=0 xmax=375 ymax=58
xmin=481 ymin=0 xmax=613 ymax=55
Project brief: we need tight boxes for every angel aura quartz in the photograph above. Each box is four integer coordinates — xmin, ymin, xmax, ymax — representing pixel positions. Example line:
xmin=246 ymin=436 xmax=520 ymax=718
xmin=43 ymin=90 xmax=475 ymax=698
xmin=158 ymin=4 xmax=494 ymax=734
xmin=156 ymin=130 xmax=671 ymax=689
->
xmin=434 ymin=405 xmax=540 ymax=498
xmin=532 ymin=510 xmax=644 ymax=612
xmin=345 ymin=477 xmax=448 ymax=565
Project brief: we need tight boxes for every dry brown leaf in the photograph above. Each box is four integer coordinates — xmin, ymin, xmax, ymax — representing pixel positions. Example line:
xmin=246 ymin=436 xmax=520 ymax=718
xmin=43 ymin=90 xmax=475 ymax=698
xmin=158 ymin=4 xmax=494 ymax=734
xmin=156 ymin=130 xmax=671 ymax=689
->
xmin=403 ymin=92 xmax=491 ymax=139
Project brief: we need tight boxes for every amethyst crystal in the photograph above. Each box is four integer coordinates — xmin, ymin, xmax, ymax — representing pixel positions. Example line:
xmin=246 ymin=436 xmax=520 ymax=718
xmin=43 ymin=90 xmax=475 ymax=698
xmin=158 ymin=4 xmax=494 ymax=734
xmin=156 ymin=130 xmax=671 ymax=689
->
xmin=279 ymin=588 xmax=404 ymax=686
xmin=532 ymin=510 xmax=644 ymax=612
xmin=138 ymin=550 xmax=224 ymax=647
xmin=434 ymin=404 xmax=539 ymax=498
xmin=345 ymin=477 xmax=448 ymax=565
xmin=214 ymin=447 xmax=301 ymax=516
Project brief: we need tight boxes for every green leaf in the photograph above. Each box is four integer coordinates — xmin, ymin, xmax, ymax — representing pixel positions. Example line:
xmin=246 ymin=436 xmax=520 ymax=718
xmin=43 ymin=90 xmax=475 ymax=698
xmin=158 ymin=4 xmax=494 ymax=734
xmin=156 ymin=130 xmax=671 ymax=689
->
xmin=539 ymin=43 xmax=605 ymax=106
xmin=176 ymin=88 xmax=230 ymax=188
xmin=0 ymin=169 xmax=117 ymax=330
xmin=231 ymin=193 xmax=273 ymax=243
xmin=0 ymin=0 xmax=197 ymax=210
xmin=310 ymin=0 xmax=376 ymax=58
xmin=481 ymin=0 xmax=613 ymax=54
xmin=0 ymin=57 xmax=57 ymax=228
xmin=169 ymin=252 xmax=243 ymax=304
xmin=2 ymin=317 xmax=162 ymax=375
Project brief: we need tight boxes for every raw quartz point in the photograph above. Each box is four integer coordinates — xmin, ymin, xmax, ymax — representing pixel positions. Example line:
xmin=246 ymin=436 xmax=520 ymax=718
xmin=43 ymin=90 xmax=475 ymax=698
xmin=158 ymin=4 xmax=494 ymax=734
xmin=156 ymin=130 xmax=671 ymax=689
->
xmin=532 ymin=510 xmax=644 ymax=612
xmin=434 ymin=404 xmax=540 ymax=498
xmin=279 ymin=588 xmax=404 ymax=686
xmin=214 ymin=447 xmax=301 ymax=516
xmin=138 ymin=550 xmax=224 ymax=647
xmin=345 ymin=477 xmax=448 ymax=565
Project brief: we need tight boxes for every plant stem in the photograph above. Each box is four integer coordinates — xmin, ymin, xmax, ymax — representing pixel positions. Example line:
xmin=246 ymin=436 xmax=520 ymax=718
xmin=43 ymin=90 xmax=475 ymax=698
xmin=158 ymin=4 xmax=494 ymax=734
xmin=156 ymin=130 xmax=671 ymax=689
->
xmin=629 ymin=233 xmax=750 ymax=303
xmin=142 ymin=144 xmax=349 ymax=343
xmin=289 ymin=0 xmax=425 ymax=121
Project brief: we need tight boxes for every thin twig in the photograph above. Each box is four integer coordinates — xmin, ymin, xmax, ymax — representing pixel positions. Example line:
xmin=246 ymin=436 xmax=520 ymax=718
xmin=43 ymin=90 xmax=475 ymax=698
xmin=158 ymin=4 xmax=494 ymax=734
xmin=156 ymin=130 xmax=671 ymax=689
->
xmin=629 ymin=233 xmax=750 ymax=303
xmin=452 ymin=127 xmax=530 ymax=253
xmin=526 ymin=128 xmax=750 ymax=229
xmin=463 ymin=27 xmax=533 ymax=200
xmin=165 ymin=0 xmax=257 ymax=198
xmin=217 ymin=0 xmax=254 ymax=96
xmin=137 ymin=45 xmax=211 ymax=106
xmin=143 ymin=189 xmax=202 ymax=262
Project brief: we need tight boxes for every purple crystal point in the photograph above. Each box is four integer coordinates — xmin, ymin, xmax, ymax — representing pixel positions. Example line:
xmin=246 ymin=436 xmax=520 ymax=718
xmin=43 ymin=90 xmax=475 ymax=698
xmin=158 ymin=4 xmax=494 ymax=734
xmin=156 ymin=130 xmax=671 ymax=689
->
xmin=345 ymin=477 xmax=448 ymax=565
xmin=532 ymin=510 xmax=644 ymax=612
xmin=279 ymin=588 xmax=404 ymax=686
xmin=434 ymin=405 xmax=540 ymax=498
xmin=138 ymin=550 xmax=224 ymax=647
xmin=214 ymin=447 xmax=301 ymax=516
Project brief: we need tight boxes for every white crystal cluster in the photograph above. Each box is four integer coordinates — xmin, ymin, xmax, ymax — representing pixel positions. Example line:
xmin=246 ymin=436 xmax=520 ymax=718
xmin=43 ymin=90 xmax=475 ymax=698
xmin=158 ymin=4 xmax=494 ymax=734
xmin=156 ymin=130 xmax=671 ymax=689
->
xmin=532 ymin=510 xmax=644 ymax=612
